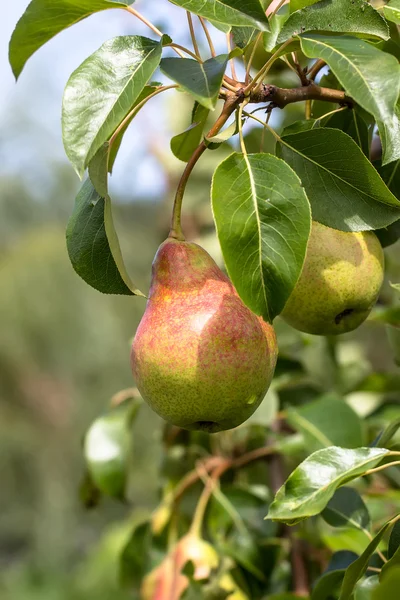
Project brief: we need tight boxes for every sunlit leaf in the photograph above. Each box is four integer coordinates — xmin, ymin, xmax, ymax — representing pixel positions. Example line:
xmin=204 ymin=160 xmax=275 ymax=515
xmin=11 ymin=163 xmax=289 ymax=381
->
xmin=169 ymin=0 xmax=271 ymax=30
xmin=9 ymin=0 xmax=129 ymax=78
xmin=267 ymin=447 xmax=390 ymax=524
xmin=278 ymin=128 xmax=400 ymax=231
xmin=212 ymin=152 xmax=311 ymax=322
xmin=161 ymin=55 xmax=228 ymax=110
xmin=62 ymin=35 xmax=162 ymax=176
xmin=299 ymin=34 xmax=400 ymax=165
xmin=384 ymin=0 xmax=400 ymax=25
xmin=279 ymin=0 xmax=389 ymax=44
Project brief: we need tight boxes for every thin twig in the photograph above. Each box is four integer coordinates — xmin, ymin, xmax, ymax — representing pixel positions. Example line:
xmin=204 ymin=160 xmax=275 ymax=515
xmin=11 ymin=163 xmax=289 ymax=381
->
xmin=108 ymin=85 xmax=178 ymax=149
xmin=245 ymin=32 xmax=263 ymax=85
xmin=244 ymin=38 xmax=294 ymax=95
xmin=187 ymin=12 xmax=201 ymax=59
xmin=125 ymin=6 xmax=185 ymax=58
xmin=227 ymin=33 xmax=238 ymax=80
xmin=292 ymin=52 xmax=309 ymax=86
xmin=307 ymin=59 xmax=326 ymax=81
xmin=167 ymin=43 xmax=201 ymax=61
xmin=198 ymin=17 xmax=216 ymax=56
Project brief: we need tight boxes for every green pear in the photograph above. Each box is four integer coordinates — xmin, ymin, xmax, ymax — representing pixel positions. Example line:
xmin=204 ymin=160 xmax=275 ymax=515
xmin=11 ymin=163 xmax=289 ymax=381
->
xmin=131 ymin=238 xmax=277 ymax=432
xmin=281 ymin=221 xmax=384 ymax=336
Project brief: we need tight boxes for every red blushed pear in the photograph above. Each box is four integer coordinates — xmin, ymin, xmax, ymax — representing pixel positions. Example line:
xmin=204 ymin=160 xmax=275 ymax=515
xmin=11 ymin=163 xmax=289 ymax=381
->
xmin=140 ymin=534 xmax=219 ymax=599
xmin=131 ymin=238 xmax=278 ymax=433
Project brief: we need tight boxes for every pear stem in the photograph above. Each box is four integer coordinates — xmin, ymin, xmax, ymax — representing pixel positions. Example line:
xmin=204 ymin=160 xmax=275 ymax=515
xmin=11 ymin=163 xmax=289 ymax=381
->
xmin=169 ymin=94 xmax=242 ymax=240
xmin=189 ymin=462 xmax=228 ymax=538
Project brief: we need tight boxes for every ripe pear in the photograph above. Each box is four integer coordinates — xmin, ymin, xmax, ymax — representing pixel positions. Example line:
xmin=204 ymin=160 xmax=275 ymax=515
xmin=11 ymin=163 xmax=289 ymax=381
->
xmin=281 ymin=221 xmax=384 ymax=336
xmin=141 ymin=534 xmax=219 ymax=599
xmin=131 ymin=238 xmax=277 ymax=432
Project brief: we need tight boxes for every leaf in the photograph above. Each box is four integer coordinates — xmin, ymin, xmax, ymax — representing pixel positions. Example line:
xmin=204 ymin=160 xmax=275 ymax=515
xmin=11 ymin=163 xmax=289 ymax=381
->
xmin=62 ymin=35 xmax=162 ymax=176
xmin=384 ymin=0 xmax=400 ymax=25
xmin=9 ymin=0 xmax=129 ymax=79
xmin=211 ymin=152 xmax=311 ymax=322
xmin=312 ymin=551 xmax=359 ymax=600
xmin=66 ymin=179 xmax=143 ymax=295
xmin=338 ymin=517 xmax=399 ymax=600
xmin=287 ymin=394 xmax=364 ymax=452
xmin=388 ymin=521 xmax=400 ymax=559
xmin=323 ymin=107 xmax=371 ymax=157
xmin=279 ymin=0 xmax=389 ymax=44
xmin=171 ymin=104 xmax=210 ymax=162
xmin=221 ymin=529 xmax=267 ymax=581
xmin=376 ymin=159 xmax=400 ymax=200
xmin=291 ymin=0 xmax=320 ymax=11
xmin=373 ymin=569 xmax=400 ymax=600
xmin=205 ymin=116 xmax=242 ymax=148
xmin=119 ymin=520 xmax=152 ymax=588
xmin=375 ymin=418 xmax=400 ymax=449
xmin=232 ymin=26 xmax=257 ymax=49
xmin=83 ymin=397 xmax=141 ymax=499
xmin=168 ymin=0 xmax=271 ymax=31
xmin=387 ymin=325 xmax=400 ymax=366
xmin=322 ymin=487 xmax=370 ymax=531
xmin=278 ymin=128 xmax=400 ymax=231
xmin=161 ymin=55 xmax=228 ymax=110
xmin=377 ymin=102 xmax=400 ymax=166
xmin=263 ymin=11 xmax=289 ymax=51
xmin=266 ymin=447 xmax=390 ymax=525
xmin=299 ymin=34 xmax=400 ymax=166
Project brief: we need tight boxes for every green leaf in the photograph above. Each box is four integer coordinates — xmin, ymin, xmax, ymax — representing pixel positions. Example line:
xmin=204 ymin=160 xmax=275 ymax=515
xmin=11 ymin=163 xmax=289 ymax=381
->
xmin=160 ymin=55 xmax=228 ymax=110
xmin=279 ymin=0 xmax=389 ymax=44
xmin=66 ymin=179 xmax=143 ymax=295
xmin=205 ymin=115 xmax=242 ymax=148
xmin=291 ymin=0 xmax=320 ymax=11
xmin=375 ymin=418 xmax=400 ymax=449
xmin=266 ymin=447 xmax=390 ymax=525
xmin=388 ymin=521 xmax=400 ymax=559
xmin=263 ymin=11 xmax=289 ymax=51
xmin=378 ymin=102 xmax=400 ymax=166
xmin=212 ymin=152 xmax=311 ymax=322
xmin=312 ymin=551 xmax=359 ymax=600
xmin=83 ymin=397 xmax=141 ymax=499
xmin=384 ymin=0 xmax=400 ymax=25
xmin=299 ymin=34 xmax=400 ymax=166
xmin=323 ymin=108 xmax=371 ymax=157
xmin=119 ymin=520 xmax=152 ymax=588
xmin=373 ymin=569 xmax=400 ymax=600
xmin=287 ymin=394 xmax=364 ymax=452
xmin=168 ymin=0 xmax=270 ymax=31
xmin=338 ymin=517 xmax=399 ymax=600
xmin=220 ymin=529 xmax=267 ymax=581
xmin=376 ymin=160 xmax=400 ymax=201
xmin=278 ymin=128 xmax=400 ymax=231
xmin=232 ymin=26 xmax=257 ymax=49
xmin=322 ymin=487 xmax=370 ymax=531
xmin=62 ymin=35 xmax=162 ymax=176
xmin=171 ymin=104 xmax=209 ymax=162
xmin=9 ymin=0 xmax=129 ymax=79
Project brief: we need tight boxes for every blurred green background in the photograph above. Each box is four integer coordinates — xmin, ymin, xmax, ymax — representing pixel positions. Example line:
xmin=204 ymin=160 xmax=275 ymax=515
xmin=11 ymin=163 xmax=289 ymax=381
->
xmin=1 ymin=1 xmax=400 ymax=598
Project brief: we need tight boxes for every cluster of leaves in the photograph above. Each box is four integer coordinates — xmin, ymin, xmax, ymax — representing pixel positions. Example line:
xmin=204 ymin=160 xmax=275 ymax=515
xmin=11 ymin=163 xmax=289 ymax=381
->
xmin=8 ymin=0 xmax=400 ymax=598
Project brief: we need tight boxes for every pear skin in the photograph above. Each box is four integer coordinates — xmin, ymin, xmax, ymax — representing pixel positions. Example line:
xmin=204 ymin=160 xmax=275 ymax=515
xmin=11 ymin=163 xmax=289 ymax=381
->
xmin=281 ymin=221 xmax=384 ymax=336
xmin=131 ymin=238 xmax=277 ymax=432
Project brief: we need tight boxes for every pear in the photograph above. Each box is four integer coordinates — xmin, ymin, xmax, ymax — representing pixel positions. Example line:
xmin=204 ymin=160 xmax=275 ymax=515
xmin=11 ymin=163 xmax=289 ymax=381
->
xmin=281 ymin=221 xmax=384 ymax=336
xmin=131 ymin=238 xmax=277 ymax=432
xmin=141 ymin=534 xmax=219 ymax=599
